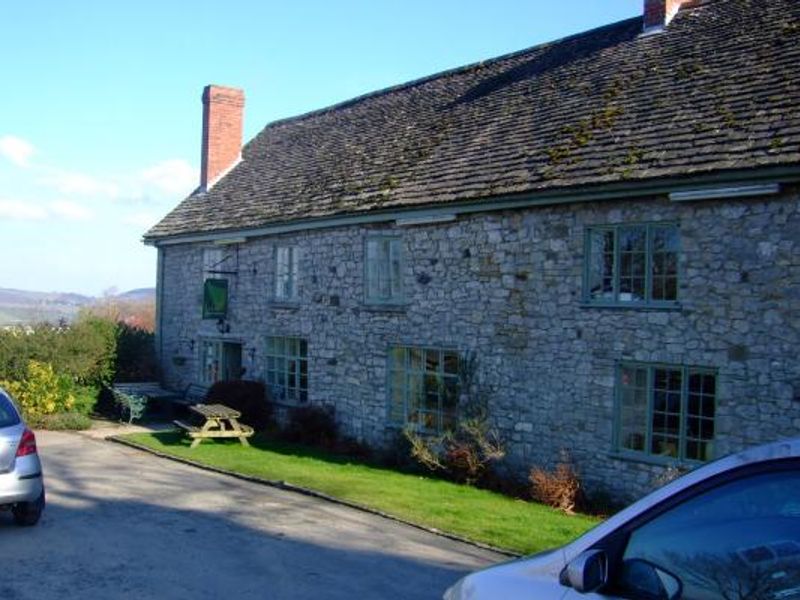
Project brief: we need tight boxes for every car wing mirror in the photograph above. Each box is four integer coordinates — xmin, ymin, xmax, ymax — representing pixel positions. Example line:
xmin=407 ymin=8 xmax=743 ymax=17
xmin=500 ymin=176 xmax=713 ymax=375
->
xmin=619 ymin=558 xmax=681 ymax=600
xmin=563 ymin=549 xmax=608 ymax=593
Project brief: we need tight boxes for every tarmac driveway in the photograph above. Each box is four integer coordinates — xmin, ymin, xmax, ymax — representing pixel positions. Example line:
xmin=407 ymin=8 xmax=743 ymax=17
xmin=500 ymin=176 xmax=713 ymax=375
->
xmin=1 ymin=429 xmax=504 ymax=600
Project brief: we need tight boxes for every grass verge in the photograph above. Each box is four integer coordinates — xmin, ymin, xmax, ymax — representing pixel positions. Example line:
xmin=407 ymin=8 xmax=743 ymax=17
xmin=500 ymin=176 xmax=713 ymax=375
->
xmin=121 ymin=431 xmax=599 ymax=555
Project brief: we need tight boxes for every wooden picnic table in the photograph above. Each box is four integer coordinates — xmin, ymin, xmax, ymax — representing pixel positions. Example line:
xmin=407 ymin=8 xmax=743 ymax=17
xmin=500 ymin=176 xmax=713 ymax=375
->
xmin=173 ymin=403 xmax=254 ymax=449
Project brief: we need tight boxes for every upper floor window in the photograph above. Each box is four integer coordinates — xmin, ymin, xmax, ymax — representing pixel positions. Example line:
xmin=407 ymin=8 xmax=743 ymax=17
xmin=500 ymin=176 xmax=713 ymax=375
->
xmin=585 ymin=223 xmax=679 ymax=306
xmin=616 ymin=362 xmax=716 ymax=462
xmin=275 ymin=245 xmax=299 ymax=302
xmin=365 ymin=237 xmax=403 ymax=304
xmin=388 ymin=346 xmax=459 ymax=433
xmin=203 ymin=248 xmax=224 ymax=280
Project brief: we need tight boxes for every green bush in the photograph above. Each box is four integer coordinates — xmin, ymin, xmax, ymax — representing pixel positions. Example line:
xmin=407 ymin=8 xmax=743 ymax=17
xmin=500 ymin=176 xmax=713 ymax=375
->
xmin=113 ymin=390 xmax=148 ymax=424
xmin=115 ymin=323 xmax=157 ymax=382
xmin=71 ymin=385 xmax=100 ymax=416
xmin=283 ymin=405 xmax=338 ymax=448
xmin=0 ymin=315 xmax=116 ymax=387
xmin=40 ymin=412 xmax=93 ymax=431
xmin=205 ymin=380 xmax=272 ymax=431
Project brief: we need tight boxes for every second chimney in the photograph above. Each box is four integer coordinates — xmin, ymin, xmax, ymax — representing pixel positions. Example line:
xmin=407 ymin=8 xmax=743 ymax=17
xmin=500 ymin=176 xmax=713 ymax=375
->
xmin=643 ymin=0 xmax=690 ymax=32
xmin=200 ymin=84 xmax=245 ymax=192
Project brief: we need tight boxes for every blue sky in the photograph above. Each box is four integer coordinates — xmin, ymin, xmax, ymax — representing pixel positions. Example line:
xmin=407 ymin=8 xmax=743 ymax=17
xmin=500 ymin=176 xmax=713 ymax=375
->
xmin=0 ymin=0 xmax=642 ymax=296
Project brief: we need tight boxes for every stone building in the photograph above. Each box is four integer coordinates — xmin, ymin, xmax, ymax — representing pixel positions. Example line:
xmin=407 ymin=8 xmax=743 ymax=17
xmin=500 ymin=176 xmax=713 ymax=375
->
xmin=146 ymin=0 xmax=800 ymax=499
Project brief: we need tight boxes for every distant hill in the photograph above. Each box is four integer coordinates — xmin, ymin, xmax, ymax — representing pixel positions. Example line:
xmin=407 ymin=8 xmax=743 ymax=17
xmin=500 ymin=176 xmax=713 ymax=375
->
xmin=117 ymin=288 xmax=156 ymax=302
xmin=0 ymin=287 xmax=155 ymax=326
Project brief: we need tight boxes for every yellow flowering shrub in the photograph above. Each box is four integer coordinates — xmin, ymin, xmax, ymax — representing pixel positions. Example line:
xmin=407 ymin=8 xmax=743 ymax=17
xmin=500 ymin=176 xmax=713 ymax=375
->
xmin=1 ymin=360 xmax=76 ymax=425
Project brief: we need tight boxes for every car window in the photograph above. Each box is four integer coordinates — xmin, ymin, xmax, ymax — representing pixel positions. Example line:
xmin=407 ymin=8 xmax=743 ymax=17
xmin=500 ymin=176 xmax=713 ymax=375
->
xmin=619 ymin=467 xmax=800 ymax=600
xmin=0 ymin=392 xmax=21 ymax=428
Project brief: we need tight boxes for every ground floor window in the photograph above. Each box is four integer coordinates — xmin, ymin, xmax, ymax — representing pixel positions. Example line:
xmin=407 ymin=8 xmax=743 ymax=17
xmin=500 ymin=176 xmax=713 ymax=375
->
xmin=388 ymin=346 xmax=459 ymax=433
xmin=199 ymin=340 xmax=242 ymax=385
xmin=265 ymin=336 xmax=308 ymax=404
xmin=616 ymin=362 xmax=716 ymax=461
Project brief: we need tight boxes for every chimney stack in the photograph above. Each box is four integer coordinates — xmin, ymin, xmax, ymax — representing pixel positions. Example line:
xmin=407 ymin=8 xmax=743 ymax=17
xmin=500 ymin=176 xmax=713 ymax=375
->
xmin=200 ymin=84 xmax=244 ymax=191
xmin=643 ymin=0 xmax=690 ymax=32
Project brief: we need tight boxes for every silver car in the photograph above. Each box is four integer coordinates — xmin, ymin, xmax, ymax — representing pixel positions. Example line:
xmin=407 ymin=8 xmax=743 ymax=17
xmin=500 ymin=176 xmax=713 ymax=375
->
xmin=0 ymin=387 xmax=45 ymax=526
xmin=446 ymin=437 xmax=800 ymax=600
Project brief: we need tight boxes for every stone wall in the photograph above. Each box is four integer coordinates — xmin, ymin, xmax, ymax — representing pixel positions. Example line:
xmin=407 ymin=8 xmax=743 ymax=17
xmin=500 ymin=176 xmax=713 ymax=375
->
xmin=157 ymin=188 xmax=800 ymax=500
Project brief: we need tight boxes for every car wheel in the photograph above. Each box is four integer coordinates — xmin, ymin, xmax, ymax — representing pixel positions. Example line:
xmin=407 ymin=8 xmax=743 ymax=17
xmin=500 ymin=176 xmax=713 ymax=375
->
xmin=12 ymin=489 xmax=45 ymax=526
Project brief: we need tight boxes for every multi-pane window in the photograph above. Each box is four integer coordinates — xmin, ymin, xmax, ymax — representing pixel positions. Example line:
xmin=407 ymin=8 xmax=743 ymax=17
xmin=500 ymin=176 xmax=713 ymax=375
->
xmin=203 ymin=248 xmax=224 ymax=279
xmin=617 ymin=362 xmax=716 ymax=462
xmin=388 ymin=347 xmax=459 ymax=433
xmin=365 ymin=237 xmax=403 ymax=303
xmin=265 ymin=337 xmax=308 ymax=404
xmin=585 ymin=224 xmax=679 ymax=305
xmin=275 ymin=245 xmax=299 ymax=301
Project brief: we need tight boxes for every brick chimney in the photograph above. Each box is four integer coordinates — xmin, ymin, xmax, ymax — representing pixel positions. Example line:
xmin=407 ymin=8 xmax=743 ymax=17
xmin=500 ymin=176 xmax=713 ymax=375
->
xmin=200 ymin=85 xmax=245 ymax=192
xmin=643 ymin=0 xmax=690 ymax=31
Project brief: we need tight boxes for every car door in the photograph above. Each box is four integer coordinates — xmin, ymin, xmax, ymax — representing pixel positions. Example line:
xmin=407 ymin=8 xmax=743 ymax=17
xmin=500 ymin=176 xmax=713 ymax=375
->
xmin=0 ymin=392 xmax=23 ymax=473
xmin=563 ymin=459 xmax=800 ymax=600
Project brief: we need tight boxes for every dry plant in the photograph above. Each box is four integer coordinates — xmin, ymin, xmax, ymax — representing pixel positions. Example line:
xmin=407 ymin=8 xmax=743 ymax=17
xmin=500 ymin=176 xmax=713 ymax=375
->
xmin=529 ymin=450 xmax=583 ymax=514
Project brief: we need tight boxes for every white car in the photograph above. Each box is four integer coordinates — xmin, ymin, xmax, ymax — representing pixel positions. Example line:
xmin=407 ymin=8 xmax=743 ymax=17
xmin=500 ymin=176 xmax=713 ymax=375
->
xmin=0 ymin=387 xmax=46 ymax=526
xmin=446 ymin=437 xmax=800 ymax=600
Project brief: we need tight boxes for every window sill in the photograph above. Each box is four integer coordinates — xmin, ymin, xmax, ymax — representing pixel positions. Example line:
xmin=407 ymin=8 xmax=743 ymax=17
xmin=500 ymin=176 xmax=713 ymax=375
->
xmin=606 ymin=449 xmax=704 ymax=469
xmin=268 ymin=301 xmax=301 ymax=311
xmin=579 ymin=302 xmax=683 ymax=312
xmin=362 ymin=302 xmax=408 ymax=314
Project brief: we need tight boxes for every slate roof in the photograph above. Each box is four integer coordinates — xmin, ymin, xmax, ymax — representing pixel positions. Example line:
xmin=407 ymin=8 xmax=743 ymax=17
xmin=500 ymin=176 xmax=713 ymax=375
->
xmin=146 ymin=0 xmax=800 ymax=241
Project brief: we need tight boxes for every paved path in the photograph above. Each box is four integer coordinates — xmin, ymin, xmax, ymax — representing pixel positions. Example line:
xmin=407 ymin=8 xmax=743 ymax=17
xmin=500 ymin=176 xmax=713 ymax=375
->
xmin=1 ymin=428 xmax=504 ymax=599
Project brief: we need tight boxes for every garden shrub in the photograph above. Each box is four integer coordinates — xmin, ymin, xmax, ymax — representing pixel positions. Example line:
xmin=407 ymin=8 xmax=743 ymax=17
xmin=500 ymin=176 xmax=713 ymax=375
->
xmin=405 ymin=416 xmax=506 ymax=485
xmin=0 ymin=360 xmax=77 ymax=426
xmin=40 ymin=412 xmax=93 ymax=430
xmin=283 ymin=405 xmax=337 ymax=448
xmin=529 ymin=451 xmax=584 ymax=514
xmin=404 ymin=352 xmax=505 ymax=485
xmin=0 ymin=315 xmax=117 ymax=387
xmin=332 ymin=434 xmax=372 ymax=460
xmin=115 ymin=323 xmax=157 ymax=382
xmin=205 ymin=380 xmax=272 ymax=432
xmin=111 ymin=390 xmax=148 ymax=424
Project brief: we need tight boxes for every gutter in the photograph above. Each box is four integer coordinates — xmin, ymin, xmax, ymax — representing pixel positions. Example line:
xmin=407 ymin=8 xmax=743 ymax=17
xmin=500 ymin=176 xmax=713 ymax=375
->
xmin=144 ymin=165 xmax=800 ymax=247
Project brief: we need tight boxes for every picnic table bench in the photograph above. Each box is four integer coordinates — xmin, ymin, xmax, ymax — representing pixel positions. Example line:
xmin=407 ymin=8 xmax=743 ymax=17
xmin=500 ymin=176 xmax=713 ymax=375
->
xmin=174 ymin=403 xmax=254 ymax=449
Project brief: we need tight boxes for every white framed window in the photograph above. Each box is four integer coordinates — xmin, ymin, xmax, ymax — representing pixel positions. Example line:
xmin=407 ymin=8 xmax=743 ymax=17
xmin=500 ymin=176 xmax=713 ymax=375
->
xmin=203 ymin=248 xmax=225 ymax=281
xmin=275 ymin=245 xmax=299 ymax=301
xmin=365 ymin=237 xmax=403 ymax=304
xmin=265 ymin=336 xmax=308 ymax=404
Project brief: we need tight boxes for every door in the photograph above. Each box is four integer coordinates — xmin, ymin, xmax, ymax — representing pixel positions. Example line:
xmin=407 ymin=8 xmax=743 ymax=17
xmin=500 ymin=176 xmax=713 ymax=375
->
xmin=222 ymin=342 xmax=242 ymax=381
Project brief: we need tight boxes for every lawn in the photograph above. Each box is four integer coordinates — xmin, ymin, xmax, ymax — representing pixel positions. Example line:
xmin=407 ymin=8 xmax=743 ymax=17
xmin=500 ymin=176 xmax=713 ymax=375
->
xmin=120 ymin=431 xmax=600 ymax=555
